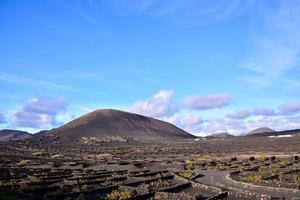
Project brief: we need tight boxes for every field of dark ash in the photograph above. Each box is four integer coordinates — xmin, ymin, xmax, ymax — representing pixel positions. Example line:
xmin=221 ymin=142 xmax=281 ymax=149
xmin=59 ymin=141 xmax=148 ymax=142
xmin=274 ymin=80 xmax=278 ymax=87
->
xmin=0 ymin=136 xmax=299 ymax=200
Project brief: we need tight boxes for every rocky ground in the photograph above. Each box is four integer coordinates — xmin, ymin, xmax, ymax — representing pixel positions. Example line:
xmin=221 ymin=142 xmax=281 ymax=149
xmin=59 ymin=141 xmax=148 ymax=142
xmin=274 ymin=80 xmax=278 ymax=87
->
xmin=0 ymin=136 xmax=299 ymax=199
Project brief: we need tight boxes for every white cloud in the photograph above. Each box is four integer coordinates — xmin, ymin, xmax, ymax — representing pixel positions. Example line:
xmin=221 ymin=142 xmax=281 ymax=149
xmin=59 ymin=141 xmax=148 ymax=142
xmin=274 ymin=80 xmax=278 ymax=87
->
xmin=226 ymin=108 xmax=275 ymax=119
xmin=181 ymin=114 xmax=202 ymax=126
xmin=244 ymin=116 xmax=300 ymax=133
xmin=279 ymin=102 xmax=300 ymax=115
xmin=198 ymin=114 xmax=300 ymax=136
xmin=11 ymin=97 xmax=67 ymax=128
xmin=226 ymin=110 xmax=250 ymax=119
xmin=183 ymin=93 xmax=231 ymax=110
xmin=252 ymin=108 xmax=275 ymax=116
xmin=129 ymin=90 xmax=177 ymax=117
xmin=165 ymin=113 xmax=202 ymax=133
xmin=11 ymin=112 xmax=54 ymax=128
xmin=197 ymin=117 xmax=246 ymax=136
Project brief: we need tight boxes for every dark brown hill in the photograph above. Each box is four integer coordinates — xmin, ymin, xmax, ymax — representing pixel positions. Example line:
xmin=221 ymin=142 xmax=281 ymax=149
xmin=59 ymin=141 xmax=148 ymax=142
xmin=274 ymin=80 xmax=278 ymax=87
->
xmin=247 ymin=127 xmax=275 ymax=135
xmin=205 ymin=132 xmax=234 ymax=139
xmin=46 ymin=109 xmax=195 ymax=142
xmin=0 ymin=129 xmax=32 ymax=141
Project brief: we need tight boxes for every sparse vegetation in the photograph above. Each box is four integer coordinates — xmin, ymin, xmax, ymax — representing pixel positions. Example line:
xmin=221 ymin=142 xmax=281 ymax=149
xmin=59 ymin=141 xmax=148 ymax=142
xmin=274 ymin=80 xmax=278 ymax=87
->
xmin=106 ymin=189 xmax=135 ymax=200
xmin=140 ymin=179 xmax=169 ymax=189
xmin=218 ymin=166 xmax=226 ymax=171
xmin=240 ymin=174 xmax=262 ymax=182
xmin=275 ymin=161 xmax=290 ymax=167
xmin=17 ymin=160 xmax=31 ymax=166
xmin=197 ymin=156 xmax=213 ymax=162
xmin=185 ymin=160 xmax=194 ymax=170
xmin=178 ymin=171 xmax=193 ymax=179
xmin=257 ymin=156 xmax=267 ymax=162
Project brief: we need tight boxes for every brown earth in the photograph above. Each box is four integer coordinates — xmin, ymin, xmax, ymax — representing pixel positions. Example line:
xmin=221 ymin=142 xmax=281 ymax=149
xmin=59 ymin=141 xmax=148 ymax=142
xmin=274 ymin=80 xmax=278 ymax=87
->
xmin=45 ymin=109 xmax=195 ymax=142
xmin=0 ymin=129 xmax=32 ymax=141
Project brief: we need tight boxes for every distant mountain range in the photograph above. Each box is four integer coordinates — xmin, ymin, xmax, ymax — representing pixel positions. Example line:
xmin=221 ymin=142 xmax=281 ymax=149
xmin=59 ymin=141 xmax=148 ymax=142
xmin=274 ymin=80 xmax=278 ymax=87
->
xmin=204 ymin=126 xmax=300 ymax=139
xmin=0 ymin=129 xmax=32 ymax=141
xmin=205 ymin=132 xmax=234 ymax=139
xmin=2 ymin=112 xmax=300 ymax=143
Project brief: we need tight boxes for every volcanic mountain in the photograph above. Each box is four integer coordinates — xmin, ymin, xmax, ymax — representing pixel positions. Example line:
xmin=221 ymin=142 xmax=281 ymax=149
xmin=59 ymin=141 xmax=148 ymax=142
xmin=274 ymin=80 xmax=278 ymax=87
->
xmin=206 ymin=132 xmax=234 ymax=139
xmin=45 ymin=109 xmax=195 ymax=142
xmin=0 ymin=129 xmax=32 ymax=141
xmin=247 ymin=127 xmax=275 ymax=135
xmin=244 ymin=127 xmax=300 ymax=138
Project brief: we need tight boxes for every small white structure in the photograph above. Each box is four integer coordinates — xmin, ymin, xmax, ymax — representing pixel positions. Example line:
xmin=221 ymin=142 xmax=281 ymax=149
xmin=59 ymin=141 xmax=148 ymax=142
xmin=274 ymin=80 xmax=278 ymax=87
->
xmin=268 ymin=134 xmax=293 ymax=138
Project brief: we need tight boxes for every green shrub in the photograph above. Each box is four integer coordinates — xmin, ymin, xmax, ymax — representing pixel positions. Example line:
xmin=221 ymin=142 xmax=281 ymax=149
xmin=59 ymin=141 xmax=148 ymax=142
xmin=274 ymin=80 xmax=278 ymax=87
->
xmin=197 ymin=156 xmax=212 ymax=162
xmin=240 ymin=174 xmax=262 ymax=182
xmin=17 ymin=160 xmax=31 ymax=166
xmin=140 ymin=179 xmax=169 ymax=189
xmin=257 ymin=156 xmax=267 ymax=162
xmin=178 ymin=171 xmax=193 ymax=179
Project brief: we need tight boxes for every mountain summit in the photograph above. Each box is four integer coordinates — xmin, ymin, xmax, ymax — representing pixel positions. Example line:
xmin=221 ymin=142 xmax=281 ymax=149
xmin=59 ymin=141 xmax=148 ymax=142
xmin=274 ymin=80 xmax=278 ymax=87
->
xmin=247 ymin=127 xmax=275 ymax=135
xmin=206 ymin=132 xmax=234 ymax=139
xmin=46 ymin=109 xmax=195 ymax=142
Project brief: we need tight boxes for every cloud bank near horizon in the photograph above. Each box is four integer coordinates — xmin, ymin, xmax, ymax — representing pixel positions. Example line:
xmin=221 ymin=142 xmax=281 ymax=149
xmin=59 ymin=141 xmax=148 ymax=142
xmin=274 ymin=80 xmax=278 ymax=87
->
xmin=1 ymin=90 xmax=300 ymax=136
xmin=128 ymin=90 xmax=300 ymax=136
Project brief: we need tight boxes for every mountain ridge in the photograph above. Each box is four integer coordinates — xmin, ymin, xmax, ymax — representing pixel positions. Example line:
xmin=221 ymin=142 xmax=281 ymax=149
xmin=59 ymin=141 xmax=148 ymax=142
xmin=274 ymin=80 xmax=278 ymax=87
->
xmin=206 ymin=132 xmax=234 ymax=139
xmin=42 ymin=109 xmax=195 ymax=142
xmin=0 ymin=129 xmax=32 ymax=141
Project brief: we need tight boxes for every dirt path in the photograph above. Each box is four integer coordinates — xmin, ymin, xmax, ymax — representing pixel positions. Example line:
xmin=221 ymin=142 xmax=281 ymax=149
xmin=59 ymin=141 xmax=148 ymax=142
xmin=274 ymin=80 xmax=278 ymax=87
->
xmin=196 ymin=170 xmax=300 ymax=198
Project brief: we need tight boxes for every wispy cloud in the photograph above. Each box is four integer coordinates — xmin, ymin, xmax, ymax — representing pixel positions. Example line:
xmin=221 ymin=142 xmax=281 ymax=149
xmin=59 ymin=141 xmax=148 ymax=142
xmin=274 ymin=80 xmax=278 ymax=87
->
xmin=252 ymin=108 xmax=275 ymax=116
xmin=0 ymin=73 xmax=76 ymax=91
xmin=100 ymin=0 xmax=251 ymax=22
xmin=239 ymin=1 xmax=300 ymax=89
xmin=279 ymin=102 xmax=300 ymax=115
xmin=61 ymin=0 xmax=98 ymax=23
xmin=226 ymin=108 xmax=275 ymax=119
xmin=183 ymin=93 xmax=232 ymax=110
xmin=226 ymin=110 xmax=250 ymax=119
xmin=0 ymin=113 xmax=6 ymax=124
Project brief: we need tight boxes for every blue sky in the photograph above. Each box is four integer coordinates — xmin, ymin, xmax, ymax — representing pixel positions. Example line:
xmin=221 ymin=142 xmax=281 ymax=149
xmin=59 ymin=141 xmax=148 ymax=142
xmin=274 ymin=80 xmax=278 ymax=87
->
xmin=1 ymin=0 xmax=300 ymax=135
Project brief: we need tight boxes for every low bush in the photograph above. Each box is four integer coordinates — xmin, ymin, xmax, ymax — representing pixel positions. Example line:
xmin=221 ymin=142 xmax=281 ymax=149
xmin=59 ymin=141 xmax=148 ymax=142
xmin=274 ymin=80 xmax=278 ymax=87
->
xmin=240 ymin=174 xmax=262 ymax=182
xmin=178 ymin=171 xmax=193 ymax=179
xmin=17 ymin=160 xmax=31 ymax=166
xmin=106 ymin=189 xmax=134 ymax=200
xmin=257 ymin=156 xmax=267 ymax=162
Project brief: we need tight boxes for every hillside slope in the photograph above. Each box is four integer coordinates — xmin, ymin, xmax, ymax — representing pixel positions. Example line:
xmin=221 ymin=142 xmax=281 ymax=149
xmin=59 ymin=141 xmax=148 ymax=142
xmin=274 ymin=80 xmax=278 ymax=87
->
xmin=45 ymin=109 xmax=195 ymax=142
xmin=206 ymin=132 xmax=234 ymax=139
xmin=0 ymin=129 xmax=32 ymax=141
xmin=247 ymin=127 xmax=275 ymax=135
